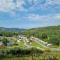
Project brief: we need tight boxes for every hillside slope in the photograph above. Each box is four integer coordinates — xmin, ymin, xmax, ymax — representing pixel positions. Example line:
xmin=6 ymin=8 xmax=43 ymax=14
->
xmin=23 ymin=26 xmax=60 ymax=45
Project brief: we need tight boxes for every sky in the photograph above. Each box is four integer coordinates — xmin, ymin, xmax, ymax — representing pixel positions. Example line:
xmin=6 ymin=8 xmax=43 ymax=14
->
xmin=0 ymin=0 xmax=60 ymax=28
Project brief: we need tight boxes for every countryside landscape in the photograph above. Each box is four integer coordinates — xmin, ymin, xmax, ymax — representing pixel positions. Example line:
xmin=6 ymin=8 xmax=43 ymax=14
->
xmin=0 ymin=0 xmax=60 ymax=60
xmin=0 ymin=26 xmax=60 ymax=60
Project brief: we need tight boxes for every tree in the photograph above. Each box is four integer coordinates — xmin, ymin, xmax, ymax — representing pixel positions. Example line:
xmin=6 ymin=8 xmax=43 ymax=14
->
xmin=41 ymin=33 xmax=48 ymax=39
xmin=31 ymin=48 xmax=43 ymax=60
xmin=2 ymin=38 xmax=9 ymax=46
xmin=48 ymin=36 xmax=60 ymax=46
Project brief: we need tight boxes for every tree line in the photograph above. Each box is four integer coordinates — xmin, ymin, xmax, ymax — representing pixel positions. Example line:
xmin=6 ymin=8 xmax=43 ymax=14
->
xmin=0 ymin=47 xmax=43 ymax=57
xmin=0 ymin=31 xmax=19 ymax=37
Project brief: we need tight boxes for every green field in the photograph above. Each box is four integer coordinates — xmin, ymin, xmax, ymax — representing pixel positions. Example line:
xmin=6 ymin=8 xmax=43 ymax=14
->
xmin=31 ymin=41 xmax=44 ymax=48
xmin=18 ymin=40 xmax=24 ymax=48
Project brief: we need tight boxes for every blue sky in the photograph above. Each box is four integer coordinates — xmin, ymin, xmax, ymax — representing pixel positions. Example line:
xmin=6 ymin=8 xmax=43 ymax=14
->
xmin=0 ymin=0 xmax=60 ymax=28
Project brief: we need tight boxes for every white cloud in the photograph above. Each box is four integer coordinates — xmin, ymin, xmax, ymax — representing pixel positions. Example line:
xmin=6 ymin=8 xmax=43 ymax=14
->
xmin=0 ymin=0 xmax=60 ymax=12
xmin=0 ymin=0 xmax=15 ymax=12
xmin=50 ymin=14 xmax=60 ymax=20
xmin=24 ymin=13 xmax=60 ymax=21
xmin=16 ymin=0 xmax=26 ymax=11
xmin=0 ymin=0 xmax=26 ymax=12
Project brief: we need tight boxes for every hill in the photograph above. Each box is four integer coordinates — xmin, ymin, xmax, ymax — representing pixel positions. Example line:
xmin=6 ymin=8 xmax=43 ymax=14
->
xmin=0 ymin=27 xmax=26 ymax=32
xmin=0 ymin=26 xmax=60 ymax=46
xmin=23 ymin=25 xmax=60 ymax=46
xmin=0 ymin=27 xmax=26 ymax=37
xmin=24 ymin=25 xmax=60 ymax=37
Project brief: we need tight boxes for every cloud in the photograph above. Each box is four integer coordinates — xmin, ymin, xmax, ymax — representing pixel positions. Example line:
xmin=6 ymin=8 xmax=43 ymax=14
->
xmin=16 ymin=0 xmax=27 ymax=11
xmin=0 ymin=0 xmax=15 ymax=12
xmin=24 ymin=13 xmax=60 ymax=21
xmin=26 ymin=0 xmax=60 ymax=9
xmin=0 ymin=0 xmax=60 ymax=13
xmin=18 ymin=13 xmax=60 ymax=28
xmin=47 ymin=0 xmax=60 ymax=5
xmin=0 ymin=0 xmax=26 ymax=12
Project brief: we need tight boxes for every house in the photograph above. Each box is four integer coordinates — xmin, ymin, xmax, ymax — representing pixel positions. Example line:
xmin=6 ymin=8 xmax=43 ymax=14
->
xmin=18 ymin=35 xmax=27 ymax=40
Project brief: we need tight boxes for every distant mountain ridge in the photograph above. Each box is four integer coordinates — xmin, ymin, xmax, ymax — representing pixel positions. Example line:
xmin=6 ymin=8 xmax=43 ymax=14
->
xmin=0 ymin=25 xmax=60 ymax=33
xmin=0 ymin=27 xmax=26 ymax=32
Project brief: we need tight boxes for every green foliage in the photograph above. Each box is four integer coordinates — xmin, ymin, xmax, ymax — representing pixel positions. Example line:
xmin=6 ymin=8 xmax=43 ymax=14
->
xmin=48 ymin=36 xmax=60 ymax=46
xmin=0 ymin=48 xmax=59 ymax=60
xmin=0 ymin=27 xmax=26 ymax=37
xmin=2 ymin=38 xmax=9 ymax=46
xmin=0 ymin=32 xmax=19 ymax=37
xmin=0 ymin=47 xmax=43 ymax=57
xmin=41 ymin=33 xmax=48 ymax=39
xmin=23 ymin=26 xmax=60 ymax=45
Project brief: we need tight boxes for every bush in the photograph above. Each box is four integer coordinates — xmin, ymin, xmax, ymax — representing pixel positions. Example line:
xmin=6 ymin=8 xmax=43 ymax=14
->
xmin=41 ymin=33 xmax=48 ymax=39
xmin=44 ymin=48 xmax=51 ymax=52
xmin=2 ymin=38 xmax=9 ymax=46
xmin=48 ymin=36 xmax=60 ymax=46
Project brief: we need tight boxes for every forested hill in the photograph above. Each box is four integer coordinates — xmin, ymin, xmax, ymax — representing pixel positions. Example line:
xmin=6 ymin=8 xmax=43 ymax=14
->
xmin=0 ymin=27 xmax=26 ymax=32
xmin=0 ymin=26 xmax=60 ymax=38
xmin=23 ymin=25 xmax=60 ymax=41
xmin=28 ymin=25 xmax=60 ymax=30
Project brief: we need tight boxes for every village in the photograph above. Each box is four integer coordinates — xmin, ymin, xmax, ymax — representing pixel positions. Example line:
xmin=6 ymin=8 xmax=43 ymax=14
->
xmin=0 ymin=35 xmax=52 ymax=50
xmin=18 ymin=35 xmax=52 ymax=48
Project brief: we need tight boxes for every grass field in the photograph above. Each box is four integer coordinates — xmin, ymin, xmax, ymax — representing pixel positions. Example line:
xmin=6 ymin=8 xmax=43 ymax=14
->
xmin=31 ymin=41 xmax=44 ymax=48
xmin=18 ymin=40 xmax=24 ymax=48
